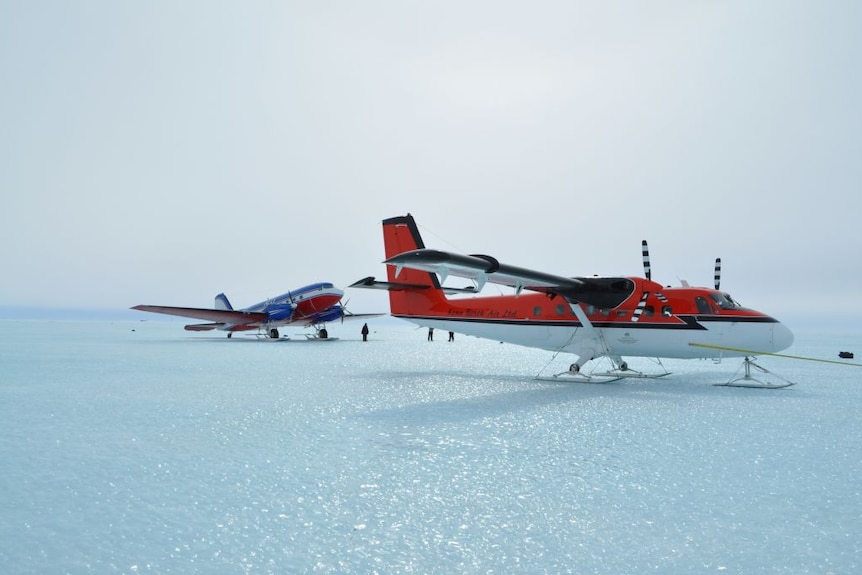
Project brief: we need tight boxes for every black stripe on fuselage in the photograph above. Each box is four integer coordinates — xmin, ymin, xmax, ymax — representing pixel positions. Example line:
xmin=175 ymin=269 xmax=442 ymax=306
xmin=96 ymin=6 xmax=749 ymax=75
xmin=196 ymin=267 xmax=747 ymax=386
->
xmin=393 ymin=314 xmax=780 ymax=330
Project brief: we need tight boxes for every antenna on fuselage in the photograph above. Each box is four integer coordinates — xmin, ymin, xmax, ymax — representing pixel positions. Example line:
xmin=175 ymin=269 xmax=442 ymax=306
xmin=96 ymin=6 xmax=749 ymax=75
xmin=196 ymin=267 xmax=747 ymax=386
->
xmin=714 ymin=258 xmax=721 ymax=290
xmin=641 ymin=240 xmax=651 ymax=281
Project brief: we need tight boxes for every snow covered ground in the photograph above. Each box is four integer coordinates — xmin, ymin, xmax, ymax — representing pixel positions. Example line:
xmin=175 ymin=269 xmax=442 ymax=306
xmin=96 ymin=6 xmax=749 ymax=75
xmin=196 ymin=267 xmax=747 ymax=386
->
xmin=1 ymin=319 xmax=860 ymax=574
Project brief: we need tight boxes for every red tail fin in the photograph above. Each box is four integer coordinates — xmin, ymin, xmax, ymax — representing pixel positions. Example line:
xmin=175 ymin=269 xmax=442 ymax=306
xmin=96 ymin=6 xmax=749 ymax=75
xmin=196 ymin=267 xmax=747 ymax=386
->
xmin=382 ymin=215 xmax=447 ymax=317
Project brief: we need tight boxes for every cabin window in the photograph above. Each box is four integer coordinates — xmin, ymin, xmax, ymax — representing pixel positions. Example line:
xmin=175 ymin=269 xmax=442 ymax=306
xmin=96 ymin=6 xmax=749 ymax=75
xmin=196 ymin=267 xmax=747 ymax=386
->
xmin=695 ymin=296 xmax=712 ymax=314
xmin=585 ymin=305 xmax=596 ymax=315
xmin=643 ymin=305 xmax=655 ymax=317
xmin=533 ymin=306 xmax=542 ymax=317
xmin=662 ymin=305 xmax=673 ymax=317
xmin=616 ymin=310 xmax=627 ymax=317
xmin=555 ymin=304 xmax=566 ymax=316
xmin=600 ymin=309 xmax=610 ymax=317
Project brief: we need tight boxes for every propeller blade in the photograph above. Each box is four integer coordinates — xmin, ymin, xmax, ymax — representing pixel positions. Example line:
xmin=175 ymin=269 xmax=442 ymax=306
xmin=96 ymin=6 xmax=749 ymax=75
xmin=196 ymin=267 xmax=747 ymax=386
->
xmin=340 ymin=298 xmax=351 ymax=323
xmin=714 ymin=257 xmax=722 ymax=290
xmin=641 ymin=240 xmax=651 ymax=281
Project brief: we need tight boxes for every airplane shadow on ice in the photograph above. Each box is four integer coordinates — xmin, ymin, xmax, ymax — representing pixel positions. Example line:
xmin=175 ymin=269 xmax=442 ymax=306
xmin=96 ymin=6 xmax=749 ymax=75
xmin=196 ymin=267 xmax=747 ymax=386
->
xmin=359 ymin=368 xmax=787 ymax=426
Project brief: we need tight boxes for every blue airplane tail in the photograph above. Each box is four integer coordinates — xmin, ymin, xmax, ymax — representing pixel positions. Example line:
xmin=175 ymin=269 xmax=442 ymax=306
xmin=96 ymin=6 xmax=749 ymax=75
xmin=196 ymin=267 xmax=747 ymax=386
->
xmin=214 ymin=293 xmax=233 ymax=310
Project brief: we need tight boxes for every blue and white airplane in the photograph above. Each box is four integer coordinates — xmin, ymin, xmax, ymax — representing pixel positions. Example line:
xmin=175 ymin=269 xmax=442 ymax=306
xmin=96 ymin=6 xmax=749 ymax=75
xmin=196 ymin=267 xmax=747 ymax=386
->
xmin=133 ymin=282 xmax=375 ymax=339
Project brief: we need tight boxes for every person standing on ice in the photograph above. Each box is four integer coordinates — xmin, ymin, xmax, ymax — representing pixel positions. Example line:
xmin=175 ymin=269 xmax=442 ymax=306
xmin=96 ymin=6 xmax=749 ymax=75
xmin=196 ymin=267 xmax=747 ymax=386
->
xmin=361 ymin=323 xmax=369 ymax=342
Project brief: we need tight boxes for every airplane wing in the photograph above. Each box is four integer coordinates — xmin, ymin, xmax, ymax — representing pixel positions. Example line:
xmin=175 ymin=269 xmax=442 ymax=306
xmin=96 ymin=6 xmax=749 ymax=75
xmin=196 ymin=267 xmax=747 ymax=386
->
xmin=131 ymin=305 xmax=269 ymax=324
xmin=385 ymin=249 xmax=635 ymax=309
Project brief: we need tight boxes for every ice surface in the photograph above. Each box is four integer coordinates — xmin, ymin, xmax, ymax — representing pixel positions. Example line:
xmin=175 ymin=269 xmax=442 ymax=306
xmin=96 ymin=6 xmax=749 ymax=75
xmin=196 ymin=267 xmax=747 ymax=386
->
xmin=1 ymin=319 xmax=860 ymax=574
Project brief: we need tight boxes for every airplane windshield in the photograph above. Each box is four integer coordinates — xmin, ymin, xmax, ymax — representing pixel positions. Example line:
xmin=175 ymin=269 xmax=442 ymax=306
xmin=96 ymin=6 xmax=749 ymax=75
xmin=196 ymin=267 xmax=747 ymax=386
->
xmin=709 ymin=293 xmax=741 ymax=310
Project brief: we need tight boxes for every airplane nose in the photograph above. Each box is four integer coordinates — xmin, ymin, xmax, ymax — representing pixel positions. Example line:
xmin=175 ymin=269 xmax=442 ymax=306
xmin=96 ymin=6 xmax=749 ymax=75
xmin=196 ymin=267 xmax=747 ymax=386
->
xmin=772 ymin=321 xmax=794 ymax=352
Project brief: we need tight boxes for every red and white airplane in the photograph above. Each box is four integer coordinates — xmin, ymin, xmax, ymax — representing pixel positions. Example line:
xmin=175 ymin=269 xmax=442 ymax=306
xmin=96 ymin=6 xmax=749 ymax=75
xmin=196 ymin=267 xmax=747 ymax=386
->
xmin=133 ymin=282 xmax=369 ymax=339
xmin=351 ymin=214 xmax=795 ymax=385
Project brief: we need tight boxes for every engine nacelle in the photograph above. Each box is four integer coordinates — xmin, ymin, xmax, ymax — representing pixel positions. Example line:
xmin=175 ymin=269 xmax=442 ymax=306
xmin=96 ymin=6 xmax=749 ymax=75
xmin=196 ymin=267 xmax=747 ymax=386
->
xmin=314 ymin=306 xmax=344 ymax=324
xmin=265 ymin=304 xmax=294 ymax=322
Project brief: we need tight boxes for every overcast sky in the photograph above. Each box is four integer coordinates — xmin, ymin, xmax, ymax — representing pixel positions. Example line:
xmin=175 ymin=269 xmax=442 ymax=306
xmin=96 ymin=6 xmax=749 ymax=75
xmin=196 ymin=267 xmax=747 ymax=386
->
xmin=2 ymin=1 xmax=859 ymax=327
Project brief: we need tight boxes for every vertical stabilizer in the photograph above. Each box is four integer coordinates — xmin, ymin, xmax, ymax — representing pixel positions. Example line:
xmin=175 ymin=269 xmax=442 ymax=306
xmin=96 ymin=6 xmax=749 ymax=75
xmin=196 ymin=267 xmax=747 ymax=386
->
xmin=381 ymin=214 xmax=447 ymax=317
xmin=214 ymin=293 xmax=233 ymax=311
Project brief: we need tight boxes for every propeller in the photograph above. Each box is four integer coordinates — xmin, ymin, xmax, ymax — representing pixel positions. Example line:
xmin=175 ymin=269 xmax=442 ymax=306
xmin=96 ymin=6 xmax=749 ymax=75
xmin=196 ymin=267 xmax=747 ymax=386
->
xmin=714 ymin=258 xmax=721 ymax=290
xmin=643 ymin=240 xmax=722 ymax=290
xmin=641 ymin=240 xmax=651 ymax=281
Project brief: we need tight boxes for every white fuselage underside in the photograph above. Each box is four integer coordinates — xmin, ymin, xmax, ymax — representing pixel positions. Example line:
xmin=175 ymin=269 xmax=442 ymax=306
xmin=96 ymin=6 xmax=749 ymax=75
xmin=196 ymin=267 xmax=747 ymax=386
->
xmin=403 ymin=316 xmax=793 ymax=360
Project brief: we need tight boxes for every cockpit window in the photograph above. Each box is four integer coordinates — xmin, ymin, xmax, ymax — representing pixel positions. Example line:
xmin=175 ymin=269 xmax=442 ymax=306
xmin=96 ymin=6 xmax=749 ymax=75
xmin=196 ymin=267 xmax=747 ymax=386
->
xmin=709 ymin=293 xmax=741 ymax=310
xmin=695 ymin=296 xmax=713 ymax=314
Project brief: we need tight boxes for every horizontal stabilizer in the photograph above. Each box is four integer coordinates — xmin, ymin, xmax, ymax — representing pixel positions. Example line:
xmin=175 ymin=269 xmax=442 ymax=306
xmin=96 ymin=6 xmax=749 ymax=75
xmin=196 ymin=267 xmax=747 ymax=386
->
xmin=442 ymin=286 xmax=478 ymax=295
xmin=184 ymin=323 xmax=223 ymax=331
xmin=340 ymin=311 xmax=387 ymax=321
xmin=348 ymin=276 xmax=432 ymax=292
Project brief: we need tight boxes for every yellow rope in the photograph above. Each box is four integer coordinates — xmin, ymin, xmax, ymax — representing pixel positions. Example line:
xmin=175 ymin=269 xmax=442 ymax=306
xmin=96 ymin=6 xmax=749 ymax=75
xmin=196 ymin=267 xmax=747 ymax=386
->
xmin=689 ymin=343 xmax=862 ymax=367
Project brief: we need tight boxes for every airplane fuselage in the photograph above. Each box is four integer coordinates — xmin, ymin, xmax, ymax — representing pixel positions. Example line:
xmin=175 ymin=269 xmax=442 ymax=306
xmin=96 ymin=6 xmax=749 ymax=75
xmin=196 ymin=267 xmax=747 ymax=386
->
xmin=392 ymin=276 xmax=793 ymax=361
xmin=240 ymin=283 xmax=345 ymax=330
